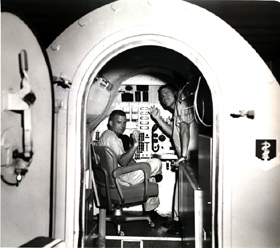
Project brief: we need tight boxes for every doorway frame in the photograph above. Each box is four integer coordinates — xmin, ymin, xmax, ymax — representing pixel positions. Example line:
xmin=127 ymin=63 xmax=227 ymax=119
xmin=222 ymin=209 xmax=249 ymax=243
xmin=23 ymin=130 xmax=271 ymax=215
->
xmin=74 ymin=34 xmax=222 ymax=248
xmin=47 ymin=1 xmax=278 ymax=247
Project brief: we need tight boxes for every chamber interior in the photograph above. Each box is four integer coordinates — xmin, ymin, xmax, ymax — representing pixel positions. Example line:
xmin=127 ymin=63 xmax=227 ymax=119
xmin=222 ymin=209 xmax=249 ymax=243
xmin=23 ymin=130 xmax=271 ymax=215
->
xmin=85 ymin=44 xmax=213 ymax=221
xmin=86 ymin=45 xmax=213 ymax=139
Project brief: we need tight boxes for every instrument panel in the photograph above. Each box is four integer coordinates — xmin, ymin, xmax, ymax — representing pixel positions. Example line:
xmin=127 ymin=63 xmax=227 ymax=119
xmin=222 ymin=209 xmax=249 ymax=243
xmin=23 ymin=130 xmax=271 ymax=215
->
xmin=92 ymin=83 xmax=177 ymax=161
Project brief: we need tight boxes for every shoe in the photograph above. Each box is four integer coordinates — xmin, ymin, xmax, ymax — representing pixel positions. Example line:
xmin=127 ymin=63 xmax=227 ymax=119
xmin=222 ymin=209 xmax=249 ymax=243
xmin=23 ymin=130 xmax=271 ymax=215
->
xmin=162 ymin=220 xmax=179 ymax=229
xmin=166 ymin=224 xmax=182 ymax=236
xmin=145 ymin=210 xmax=168 ymax=221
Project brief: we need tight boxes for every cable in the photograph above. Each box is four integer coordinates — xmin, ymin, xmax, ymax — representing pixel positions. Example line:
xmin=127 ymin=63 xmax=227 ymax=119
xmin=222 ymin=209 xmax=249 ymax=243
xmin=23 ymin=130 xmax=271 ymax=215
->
xmin=194 ymin=77 xmax=212 ymax=127
xmin=1 ymin=175 xmax=18 ymax=186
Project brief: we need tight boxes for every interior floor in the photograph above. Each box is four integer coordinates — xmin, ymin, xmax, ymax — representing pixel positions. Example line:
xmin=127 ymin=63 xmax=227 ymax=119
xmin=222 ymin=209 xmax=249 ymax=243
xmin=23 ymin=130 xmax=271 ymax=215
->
xmin=91 ymin=211 xmax=198 ymax=248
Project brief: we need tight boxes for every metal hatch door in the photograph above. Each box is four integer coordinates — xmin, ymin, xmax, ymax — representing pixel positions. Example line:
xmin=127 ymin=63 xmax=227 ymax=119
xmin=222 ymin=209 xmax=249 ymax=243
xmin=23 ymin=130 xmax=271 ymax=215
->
xmin=1 ymin=12 xmax=53 ymax=247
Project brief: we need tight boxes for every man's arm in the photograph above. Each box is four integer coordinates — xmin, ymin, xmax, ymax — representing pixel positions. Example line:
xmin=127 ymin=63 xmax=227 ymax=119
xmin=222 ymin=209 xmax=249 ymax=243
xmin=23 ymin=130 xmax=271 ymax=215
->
xmin=118 ymin=145 xmax=137 ymax=166
xmin=149 ymin=106 xmax=172 ymax=137
xmin=179 ymin=121 xmax=190 ymax=158
xmin=155 ymin=117 xmax=173 ymax=137
xmin=174 ymin=122 xmax=190 ymax=166
xmin=118 ymin=130 xmax=139 ymax=167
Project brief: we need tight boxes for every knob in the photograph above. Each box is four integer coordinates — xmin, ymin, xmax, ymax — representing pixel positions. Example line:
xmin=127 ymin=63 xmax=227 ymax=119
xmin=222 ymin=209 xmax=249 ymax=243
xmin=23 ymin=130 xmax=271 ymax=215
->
xmin=158 ymin=134 xmax=166 ymax=142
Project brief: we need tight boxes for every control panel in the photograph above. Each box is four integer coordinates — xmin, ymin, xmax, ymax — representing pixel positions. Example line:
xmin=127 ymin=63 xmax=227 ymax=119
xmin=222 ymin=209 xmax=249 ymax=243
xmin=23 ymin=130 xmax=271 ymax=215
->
xmin=92 ymin=83 xmax=177 ymax=161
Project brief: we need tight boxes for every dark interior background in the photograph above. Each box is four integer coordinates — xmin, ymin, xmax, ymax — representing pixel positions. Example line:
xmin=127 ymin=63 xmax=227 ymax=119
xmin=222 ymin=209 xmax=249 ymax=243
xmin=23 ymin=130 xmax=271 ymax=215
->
xmin=2 ymin=0 xmax=280 ymax=82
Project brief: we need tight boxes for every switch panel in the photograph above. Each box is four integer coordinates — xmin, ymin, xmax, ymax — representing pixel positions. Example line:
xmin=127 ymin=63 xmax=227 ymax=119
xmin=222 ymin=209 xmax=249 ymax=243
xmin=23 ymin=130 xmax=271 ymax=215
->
xmin=92 ymin=84 xmax=177 ymax=161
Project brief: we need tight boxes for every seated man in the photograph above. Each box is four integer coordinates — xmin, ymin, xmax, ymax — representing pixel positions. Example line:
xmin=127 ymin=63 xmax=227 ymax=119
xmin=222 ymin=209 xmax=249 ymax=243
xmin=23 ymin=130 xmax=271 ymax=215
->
xmin=97 ymin=110 xmax=164 ymax=219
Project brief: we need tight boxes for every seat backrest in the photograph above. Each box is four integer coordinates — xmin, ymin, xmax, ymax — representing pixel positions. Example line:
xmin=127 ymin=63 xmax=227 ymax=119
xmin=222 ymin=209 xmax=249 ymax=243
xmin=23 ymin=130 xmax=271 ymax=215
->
xmin=94 ymin=146 xmax=119 ymax=188
xmin=91 ymin=145 xmax=120 ymax=210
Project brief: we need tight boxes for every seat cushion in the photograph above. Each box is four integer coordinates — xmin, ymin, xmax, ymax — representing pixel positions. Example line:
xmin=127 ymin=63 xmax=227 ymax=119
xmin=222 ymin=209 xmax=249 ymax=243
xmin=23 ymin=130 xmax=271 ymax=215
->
xmin=110 ymin=182 xmax=158 ymax=205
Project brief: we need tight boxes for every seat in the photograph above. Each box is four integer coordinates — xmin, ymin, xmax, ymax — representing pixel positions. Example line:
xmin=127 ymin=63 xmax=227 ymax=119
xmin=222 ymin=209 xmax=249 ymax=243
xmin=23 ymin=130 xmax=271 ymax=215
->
xmin=91 ymin=145 xmax=159 ymax=236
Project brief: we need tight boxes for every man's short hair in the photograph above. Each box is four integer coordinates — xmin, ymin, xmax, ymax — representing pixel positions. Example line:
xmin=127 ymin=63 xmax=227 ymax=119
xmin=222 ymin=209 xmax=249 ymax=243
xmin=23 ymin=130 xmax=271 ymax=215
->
xmin=109 ymin=110 xmax=126 ymax=121
xmin=158 ymin=84 xmax=178 ymax=95
xmin=158 ymin=84 xmax=178 ymax=101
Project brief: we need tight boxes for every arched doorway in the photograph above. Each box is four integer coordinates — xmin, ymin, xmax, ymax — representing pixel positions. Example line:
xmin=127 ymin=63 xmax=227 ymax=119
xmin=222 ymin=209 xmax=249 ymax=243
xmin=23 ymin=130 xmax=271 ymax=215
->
xmin=46 ymin=0 xmax=280 ymax=247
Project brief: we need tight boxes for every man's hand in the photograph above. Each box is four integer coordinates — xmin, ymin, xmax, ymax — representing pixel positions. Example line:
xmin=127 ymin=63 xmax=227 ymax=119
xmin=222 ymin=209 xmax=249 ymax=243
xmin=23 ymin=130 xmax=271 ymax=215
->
xmin=131 ymin=130 xmax=140 ymax=148
xmin=119 ymin=130 xmax=139 ymax=167
xmin=149 ymin=105 xmax=173 ymax=137
xmin=174 ymin=156 xmax=188 ymax=166
xmin=149 ymin=105 xmax=161 ymax=121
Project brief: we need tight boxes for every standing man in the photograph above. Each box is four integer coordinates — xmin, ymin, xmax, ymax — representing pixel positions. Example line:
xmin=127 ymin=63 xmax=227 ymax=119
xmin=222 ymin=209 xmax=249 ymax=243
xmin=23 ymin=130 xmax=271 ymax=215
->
xmin=97 ymin=110 xmax=164 ymax=219
xmin=149 ymin=83 xmax=199 ymax=234
xmin=150 ymin=84 xmax=198 ymax=164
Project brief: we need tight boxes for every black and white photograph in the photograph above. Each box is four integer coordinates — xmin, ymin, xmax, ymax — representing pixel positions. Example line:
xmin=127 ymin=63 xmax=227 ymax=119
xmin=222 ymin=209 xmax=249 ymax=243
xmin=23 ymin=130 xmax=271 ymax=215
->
xmin=1 ymin=0 xmax=280 ymax=247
